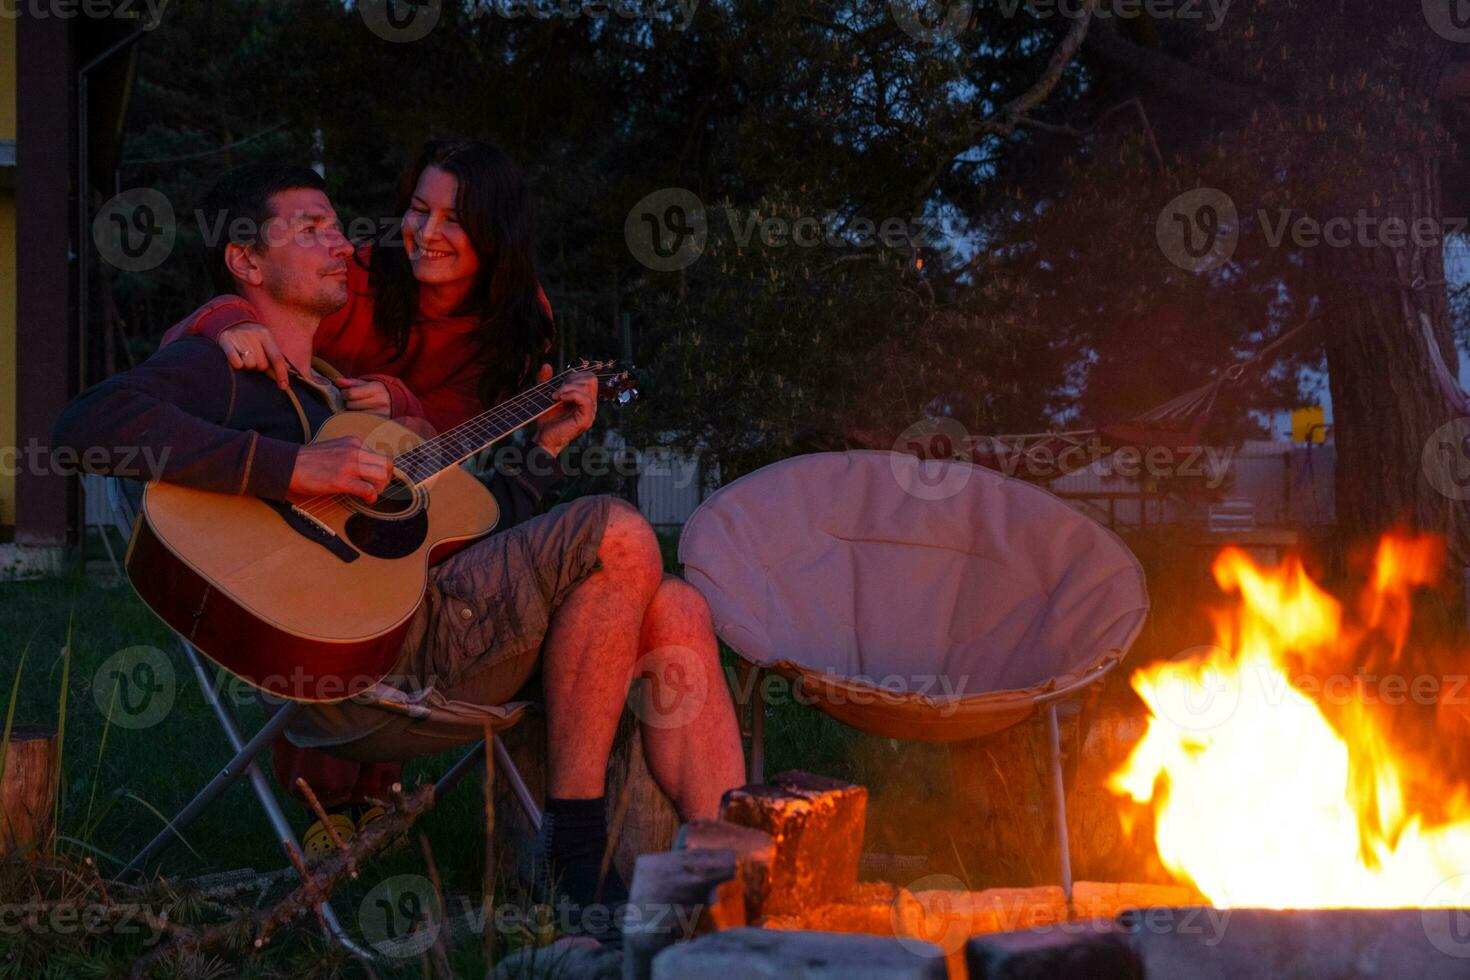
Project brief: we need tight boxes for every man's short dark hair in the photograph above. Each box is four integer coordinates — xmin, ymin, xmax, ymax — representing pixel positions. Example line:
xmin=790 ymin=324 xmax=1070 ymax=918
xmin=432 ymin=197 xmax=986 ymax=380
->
xmin=202 ymin=164 xmax=328 ymax=294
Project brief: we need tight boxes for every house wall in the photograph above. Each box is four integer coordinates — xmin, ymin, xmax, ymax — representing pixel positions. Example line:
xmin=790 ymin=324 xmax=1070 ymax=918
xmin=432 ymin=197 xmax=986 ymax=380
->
xmin=0 ymin=15 xmax=16 ymax=533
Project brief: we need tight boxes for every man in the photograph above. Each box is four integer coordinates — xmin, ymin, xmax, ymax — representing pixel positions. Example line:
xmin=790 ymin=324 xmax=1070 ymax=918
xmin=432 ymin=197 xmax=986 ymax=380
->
xmin=53 ymin=164 xmax=745 ymax=913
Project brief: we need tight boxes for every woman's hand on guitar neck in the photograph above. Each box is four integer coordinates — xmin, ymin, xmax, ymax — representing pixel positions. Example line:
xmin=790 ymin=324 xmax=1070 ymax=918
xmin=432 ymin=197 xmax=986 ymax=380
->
xmin=533 ymin=364 xmax=599 ymax=458
xmin=288 ymin=436 xmax=394 ymax=503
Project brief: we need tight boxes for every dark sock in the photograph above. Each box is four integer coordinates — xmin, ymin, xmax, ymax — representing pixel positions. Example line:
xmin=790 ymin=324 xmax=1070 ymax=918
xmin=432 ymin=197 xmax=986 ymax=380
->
xmin=539 ymin=796 xmax=628 ymax=909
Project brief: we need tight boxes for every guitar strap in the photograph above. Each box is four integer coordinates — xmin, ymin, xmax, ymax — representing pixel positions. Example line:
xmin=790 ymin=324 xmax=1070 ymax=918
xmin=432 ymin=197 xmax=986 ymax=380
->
xmin=281 ymin=357 xmax=349 ymax=441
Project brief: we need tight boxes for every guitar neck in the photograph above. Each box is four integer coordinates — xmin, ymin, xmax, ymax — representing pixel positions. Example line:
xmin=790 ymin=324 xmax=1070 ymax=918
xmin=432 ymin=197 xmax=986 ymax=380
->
xmin=394 ymin=370 xmax=576 ymax=484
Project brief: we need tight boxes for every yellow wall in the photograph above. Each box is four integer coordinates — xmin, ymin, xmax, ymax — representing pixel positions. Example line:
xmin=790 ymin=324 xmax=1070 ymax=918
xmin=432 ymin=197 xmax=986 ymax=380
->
xmin=0 ymin=17 xmax=13 ymax=140
xmin=0 ymin=15 xmax=14 ymax=530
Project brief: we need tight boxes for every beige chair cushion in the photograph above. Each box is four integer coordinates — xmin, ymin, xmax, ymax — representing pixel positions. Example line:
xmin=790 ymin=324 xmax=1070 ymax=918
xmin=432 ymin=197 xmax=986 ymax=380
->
xmin=678 ymin=451 xmax=1149 ymax=739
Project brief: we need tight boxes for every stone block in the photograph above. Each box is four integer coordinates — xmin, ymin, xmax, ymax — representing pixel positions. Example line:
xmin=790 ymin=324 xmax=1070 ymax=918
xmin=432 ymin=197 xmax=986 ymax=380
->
xmin=651 ymin=927 xmax=947 ymax=979
xmin=675 ymin=818 xmax=775 ymax=920
xmin=718 ymin=770 xmax=867 ymax=916
xmin=966 ymin=919 xmax=1141 ymax=980
xmin=622 ymin=848 xmax=744 ymax=980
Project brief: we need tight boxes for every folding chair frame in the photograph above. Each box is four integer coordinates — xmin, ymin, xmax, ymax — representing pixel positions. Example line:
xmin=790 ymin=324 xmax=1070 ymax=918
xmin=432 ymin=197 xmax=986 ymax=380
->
xmin=102 ymin=474 xmax=545 ymax=958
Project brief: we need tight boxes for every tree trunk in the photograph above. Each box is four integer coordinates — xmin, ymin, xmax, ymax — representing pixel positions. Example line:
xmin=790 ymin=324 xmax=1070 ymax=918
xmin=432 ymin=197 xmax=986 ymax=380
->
xmin=0 ymin=725 xmax=59 ymax=859
xmin=1319 ymin=144 xmax=1470 ymax=569
xmin=490 ymin=710 xmax=679 ymax=890
xmin=604 ymin=728 xmax=681 ymax=885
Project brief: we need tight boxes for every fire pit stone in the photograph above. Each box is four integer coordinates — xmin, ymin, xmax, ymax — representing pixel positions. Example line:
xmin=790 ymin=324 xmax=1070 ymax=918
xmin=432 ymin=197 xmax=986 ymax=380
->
xmin=651 ymin=927 xmax=948 ymax=979
xmin=965 ymin=919 xmax=1141 ymax=980
xmin=719 ymin=769 xmax=868 ymax=916
xmin=675 ymin=817 xmax=775 ymax=920
xmin=622 ymin=848 xmax=745 ymax=980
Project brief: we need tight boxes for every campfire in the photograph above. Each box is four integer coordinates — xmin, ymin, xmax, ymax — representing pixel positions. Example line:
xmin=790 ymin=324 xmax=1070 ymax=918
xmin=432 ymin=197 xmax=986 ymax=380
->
xmin=1112 ymin=534 xmax=1470 ymax=910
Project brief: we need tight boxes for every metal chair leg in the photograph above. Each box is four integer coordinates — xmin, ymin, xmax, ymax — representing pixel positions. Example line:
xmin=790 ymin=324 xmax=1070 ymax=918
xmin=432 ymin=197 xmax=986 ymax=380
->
xmin=1045 ymin=701 xmax=1074 ymax=903
xmin=179 ymin=642 xmax=375 ymax=958
xmin=117 ymin=683 xmax=302 ymax=882
xmin=434 ymin=739 xmax=485 ymax=801
xmin=748 ymin=668 xmax=766 ymax=784
xmin=493 ymin=735 xmax=542 ymax=831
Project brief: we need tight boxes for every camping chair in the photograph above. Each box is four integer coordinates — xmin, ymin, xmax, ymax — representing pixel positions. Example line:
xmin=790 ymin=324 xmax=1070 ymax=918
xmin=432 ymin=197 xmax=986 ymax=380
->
xmin=677 ymin=451 xmax=1150 ymax=899
xmin=99 ymin=477 xmax=543 ymax=958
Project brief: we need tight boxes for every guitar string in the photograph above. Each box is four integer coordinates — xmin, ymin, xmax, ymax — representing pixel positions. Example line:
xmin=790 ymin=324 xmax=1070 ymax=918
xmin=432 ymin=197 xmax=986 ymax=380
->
xmin=291 ymin=365 xmax=606 ymax=522
xmin=291 ymin=380 xmax=568 ymax=523
xmin=291 ymin=368 xmax=578 ymax=521
xmin=393 ymin=368 xmax=576 ymax=474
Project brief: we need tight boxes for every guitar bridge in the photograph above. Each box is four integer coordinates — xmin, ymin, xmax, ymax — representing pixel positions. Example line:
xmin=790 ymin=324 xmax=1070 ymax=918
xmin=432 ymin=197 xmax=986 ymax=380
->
xmin=266 ymin=500 xmax=360 ymax=563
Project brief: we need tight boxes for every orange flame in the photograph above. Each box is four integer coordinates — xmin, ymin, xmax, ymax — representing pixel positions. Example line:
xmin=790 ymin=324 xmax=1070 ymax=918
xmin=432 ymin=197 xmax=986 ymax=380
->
xmin=1110 ymin=535 xmax=1470 ymax=908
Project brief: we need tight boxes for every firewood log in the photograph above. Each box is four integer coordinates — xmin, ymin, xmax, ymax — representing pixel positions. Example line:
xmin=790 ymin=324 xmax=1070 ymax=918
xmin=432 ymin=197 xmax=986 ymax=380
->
xmin=0 ymin=725 xmax=58 ymax=859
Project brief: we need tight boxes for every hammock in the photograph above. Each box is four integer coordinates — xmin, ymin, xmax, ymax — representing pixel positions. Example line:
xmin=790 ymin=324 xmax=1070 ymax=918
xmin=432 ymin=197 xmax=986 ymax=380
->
xmin=903 ymin=312 xmax=1329 ymax=482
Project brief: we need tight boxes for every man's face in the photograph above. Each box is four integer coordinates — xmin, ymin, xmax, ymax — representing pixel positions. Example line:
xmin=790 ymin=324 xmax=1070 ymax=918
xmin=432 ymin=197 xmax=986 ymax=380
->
xmin=248 ymin=188 xmax=352 ymax=316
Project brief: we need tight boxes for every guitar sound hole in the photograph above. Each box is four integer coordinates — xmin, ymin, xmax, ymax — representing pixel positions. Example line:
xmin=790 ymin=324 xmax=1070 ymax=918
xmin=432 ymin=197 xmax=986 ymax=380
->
xmin=344 ymin=507 xmax=430 ymax=560
xmin=342 ymin=475 xmax=430 ymax=559
xmin=359 ymin=476 xmax=417 ymax=517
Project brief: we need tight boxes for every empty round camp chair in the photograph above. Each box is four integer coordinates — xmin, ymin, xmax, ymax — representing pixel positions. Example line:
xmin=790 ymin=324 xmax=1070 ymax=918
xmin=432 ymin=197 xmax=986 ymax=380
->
xmin=678 ymin=451 xmax=1150 ymax=894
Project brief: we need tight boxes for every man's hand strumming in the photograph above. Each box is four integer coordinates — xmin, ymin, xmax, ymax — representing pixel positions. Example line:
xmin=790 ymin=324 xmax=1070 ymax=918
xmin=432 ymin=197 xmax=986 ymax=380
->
xmin=288 ymin=436 xmax=393 ymax=503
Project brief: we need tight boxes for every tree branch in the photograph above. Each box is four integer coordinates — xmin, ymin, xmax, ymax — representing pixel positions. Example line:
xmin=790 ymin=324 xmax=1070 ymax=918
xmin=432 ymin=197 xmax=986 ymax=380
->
xmin=1018 ymin=96 xmax=1165 ymax=171
xmin=1081 ymin=18 xmax=1263 ymax=116
xmin=914 ymin=0 xmax=1098 ymax=202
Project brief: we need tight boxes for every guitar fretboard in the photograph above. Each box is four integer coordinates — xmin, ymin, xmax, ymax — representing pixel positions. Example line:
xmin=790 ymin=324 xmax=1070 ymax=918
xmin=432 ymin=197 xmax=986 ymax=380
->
xmin=394 ymin=369 xmax=576 ymax=484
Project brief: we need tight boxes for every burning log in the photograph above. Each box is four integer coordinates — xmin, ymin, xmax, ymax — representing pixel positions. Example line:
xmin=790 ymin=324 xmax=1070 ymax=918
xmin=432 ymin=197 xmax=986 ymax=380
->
xmin=762 ymin=881 xmax=910 ymax=935
xmin=718 ymin=770 xmax=867 ymax=916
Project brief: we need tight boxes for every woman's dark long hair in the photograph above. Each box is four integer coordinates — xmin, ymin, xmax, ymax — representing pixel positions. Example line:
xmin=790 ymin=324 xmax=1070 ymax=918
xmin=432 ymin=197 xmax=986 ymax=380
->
xmin=370 ymin=138 xmax=554 ymax=406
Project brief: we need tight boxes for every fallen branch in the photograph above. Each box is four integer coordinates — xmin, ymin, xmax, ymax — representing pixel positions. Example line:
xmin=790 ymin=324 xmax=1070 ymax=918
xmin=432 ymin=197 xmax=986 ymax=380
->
xmin=129 ymin=782 xmax=437 ymax=979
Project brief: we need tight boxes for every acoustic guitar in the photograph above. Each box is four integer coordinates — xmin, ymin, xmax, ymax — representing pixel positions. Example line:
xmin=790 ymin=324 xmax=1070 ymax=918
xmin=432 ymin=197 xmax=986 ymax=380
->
xmin=125 ymin=361 xmax=636 ymax=702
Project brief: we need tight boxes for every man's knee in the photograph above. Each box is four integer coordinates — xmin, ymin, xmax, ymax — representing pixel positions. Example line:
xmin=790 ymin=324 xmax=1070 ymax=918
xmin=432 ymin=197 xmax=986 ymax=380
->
xmin=648 ymin=575 xmax=713 ymax=633
xmin=597 ymin=496 xmax=662 ymax=594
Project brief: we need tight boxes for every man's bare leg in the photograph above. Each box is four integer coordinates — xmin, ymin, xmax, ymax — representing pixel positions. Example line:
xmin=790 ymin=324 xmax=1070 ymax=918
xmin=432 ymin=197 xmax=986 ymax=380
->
xmin=542 ymin=498 xmax=664 ymax=800
xmin=636 ymin=576 xmax=745 ymax=820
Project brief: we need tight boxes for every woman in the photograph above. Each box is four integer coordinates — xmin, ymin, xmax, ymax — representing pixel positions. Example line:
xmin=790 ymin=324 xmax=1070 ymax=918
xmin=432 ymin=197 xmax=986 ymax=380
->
xmin=163 ymin=138 xmax=590 ymax=855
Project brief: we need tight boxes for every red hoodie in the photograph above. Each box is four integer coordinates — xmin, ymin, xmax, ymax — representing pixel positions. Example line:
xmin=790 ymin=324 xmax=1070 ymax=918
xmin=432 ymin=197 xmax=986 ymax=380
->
xmin=159 ymin=245 xmax=551 ymax=435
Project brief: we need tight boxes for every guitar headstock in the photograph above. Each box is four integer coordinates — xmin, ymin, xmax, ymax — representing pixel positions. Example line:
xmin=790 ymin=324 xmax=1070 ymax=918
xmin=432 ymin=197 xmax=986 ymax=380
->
xmin=571 ymin=359 xmax=639 ymax=406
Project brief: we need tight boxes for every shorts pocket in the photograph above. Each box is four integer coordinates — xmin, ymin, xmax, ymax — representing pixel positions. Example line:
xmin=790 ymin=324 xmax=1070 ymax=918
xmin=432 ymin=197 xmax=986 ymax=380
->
xmin=429 ymin=537 xmax=550 ymax=688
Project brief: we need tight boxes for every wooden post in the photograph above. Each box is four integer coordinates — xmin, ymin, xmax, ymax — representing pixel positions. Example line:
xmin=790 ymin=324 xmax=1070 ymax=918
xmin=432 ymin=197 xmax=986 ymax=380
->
xmin=491 ymin=709 xmax=680 ymax=889
xmin=605 ymin=724 xmax=680 ymax=886
xmin=0 ymin=725 xmax=59 ymax=859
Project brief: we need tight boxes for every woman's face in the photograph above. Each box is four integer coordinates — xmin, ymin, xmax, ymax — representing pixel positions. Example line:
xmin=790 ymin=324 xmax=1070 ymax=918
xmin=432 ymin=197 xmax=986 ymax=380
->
xmin=401 ymin=165 xmax=481 ymax=287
